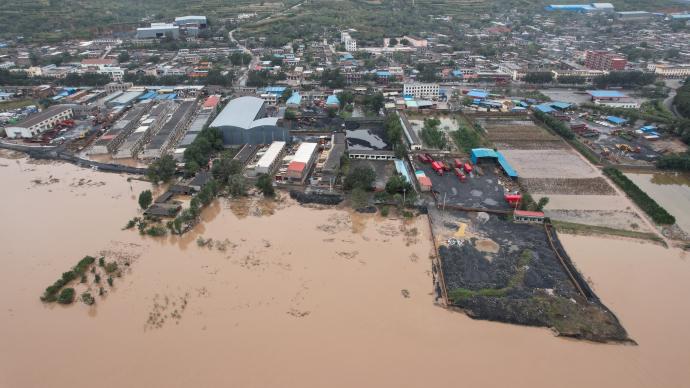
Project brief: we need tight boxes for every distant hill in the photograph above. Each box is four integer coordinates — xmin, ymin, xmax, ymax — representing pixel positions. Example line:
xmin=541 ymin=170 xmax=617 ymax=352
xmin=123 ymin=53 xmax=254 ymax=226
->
xmin=0 ymin=0 xmax=687 ymax=43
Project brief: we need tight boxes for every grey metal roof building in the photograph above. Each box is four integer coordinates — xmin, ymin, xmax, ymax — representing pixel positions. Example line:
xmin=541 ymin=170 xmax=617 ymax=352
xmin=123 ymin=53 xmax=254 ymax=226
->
xmin=209 ymin=96 xmax=287 ymax=145
xmin=136 ymin=23 xmax=180 ymax=39
xmin=141 ymin=100 xmax=196 ymax=158
xmin=107 ymin=91 xmax=143 ymax=108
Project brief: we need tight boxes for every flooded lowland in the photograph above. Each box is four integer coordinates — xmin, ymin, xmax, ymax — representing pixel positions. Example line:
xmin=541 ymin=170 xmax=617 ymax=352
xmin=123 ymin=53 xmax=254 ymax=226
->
xmin=626 ymin=172 xmax=690 ymax=235
xmin=1 ymin=156 xmax=690 ymax=388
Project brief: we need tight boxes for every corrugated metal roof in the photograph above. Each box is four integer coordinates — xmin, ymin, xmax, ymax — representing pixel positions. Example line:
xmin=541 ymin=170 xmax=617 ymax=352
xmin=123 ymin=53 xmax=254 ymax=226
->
xmin=587 ymin=90 xmax=627 ymax=98
xmin=292 ymin=142 xmax=318 ymax=164
xmin=470 ymin=148 xmax=518 ymax=178
xmin=210 ymin=96 xmax=277 ymax=129
xmin=256 ymin=141 xmax=286 ymax=169
xmin=606 ymin=116 xmax=627 ymax=124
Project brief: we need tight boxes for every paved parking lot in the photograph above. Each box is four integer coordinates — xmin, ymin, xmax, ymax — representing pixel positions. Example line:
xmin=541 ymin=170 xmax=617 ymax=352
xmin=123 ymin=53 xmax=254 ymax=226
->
xmin=413 ymin=159 xmax=512 ymax=211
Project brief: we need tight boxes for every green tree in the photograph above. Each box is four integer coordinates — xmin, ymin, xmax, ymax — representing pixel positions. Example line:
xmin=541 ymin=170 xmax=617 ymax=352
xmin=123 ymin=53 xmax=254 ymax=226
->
xmin=524 ymin=72 xmax=554 ymax=84
xmin=138 ymin=190 xmax=153 ymax=210
xmin=227 ymin=174 xmax=248 ymax=196
xmin=211 ymin=156 xmax=242 ymax=182
xmin=117 ymin=52 xmax=131 ymax=62
xmin=256 ymin=174 xmax=275 ymax=197
xmin=147 ymin=155 xmax=177 ymax=184
xmin=385 ymin=174 xmax=413 ymax=195
xmin=363 ymin=92 xmax=385 ymax=114
xmin=344 ymin=166 xmax=375 ymax=190
xmin=536 ymin=197 xmax=550 ymax=211
xmin=57 ymin=288 xmax=75 ymax=304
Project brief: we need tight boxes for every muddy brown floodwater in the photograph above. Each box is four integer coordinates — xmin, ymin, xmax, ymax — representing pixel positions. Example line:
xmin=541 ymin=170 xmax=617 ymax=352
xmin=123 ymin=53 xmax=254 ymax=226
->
xmin=1 ymin=156 xmax=690 ymax=388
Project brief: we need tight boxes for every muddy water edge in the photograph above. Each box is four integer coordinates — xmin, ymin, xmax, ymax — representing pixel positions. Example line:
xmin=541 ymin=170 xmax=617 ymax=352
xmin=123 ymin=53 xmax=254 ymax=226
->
xmin=1 ymin=156 xmax=690 ymax=388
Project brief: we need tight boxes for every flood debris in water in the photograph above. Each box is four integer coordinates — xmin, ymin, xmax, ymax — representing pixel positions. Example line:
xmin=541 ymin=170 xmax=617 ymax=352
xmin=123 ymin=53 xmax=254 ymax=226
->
xmin=145 ymin=291 xmax=192 ymax=330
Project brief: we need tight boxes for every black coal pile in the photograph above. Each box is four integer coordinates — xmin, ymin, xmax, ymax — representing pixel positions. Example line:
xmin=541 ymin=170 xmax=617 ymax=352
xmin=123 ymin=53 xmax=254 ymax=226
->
xmin=290 ymin=190 xmax=343 ymax=205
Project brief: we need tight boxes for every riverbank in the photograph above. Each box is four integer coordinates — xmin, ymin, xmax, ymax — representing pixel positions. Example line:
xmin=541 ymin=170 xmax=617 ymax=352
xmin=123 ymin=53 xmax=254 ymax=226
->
xmin=2 ymin=156 xmax=690 ymax=388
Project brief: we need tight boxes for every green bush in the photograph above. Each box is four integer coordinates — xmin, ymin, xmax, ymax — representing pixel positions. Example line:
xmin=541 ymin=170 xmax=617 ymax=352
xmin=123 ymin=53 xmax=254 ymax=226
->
xmin=344 ymin=167 xmax=375 ymax=190
xmin=380 ymin=206 xmax=390 ymax=217
xmin=57 ymin=288 xmax=75 ymax=304
xmin=81 ymin=292 xmax=95 ymax=305
xmin=603 ymin=167 xmax=676 ymax=224
xmin=138 ymin=190 xmax=153 ymax=210
xmin=104 ymin=262 xmax=119 ymax=274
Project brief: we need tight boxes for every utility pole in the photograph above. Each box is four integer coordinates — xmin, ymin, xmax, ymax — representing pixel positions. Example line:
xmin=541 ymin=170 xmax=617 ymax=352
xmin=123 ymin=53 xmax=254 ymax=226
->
xmin=443 ymin=192 xmax=447 ymax=212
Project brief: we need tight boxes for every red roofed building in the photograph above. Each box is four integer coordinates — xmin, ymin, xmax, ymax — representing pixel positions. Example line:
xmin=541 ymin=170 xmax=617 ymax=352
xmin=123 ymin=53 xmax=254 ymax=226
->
xmin=417 ymin=175 xmax=432 ymax=191
xmin=287 ymin=161 xmax=306 ymax=179
xmin=203 ymin=95 xmax=220 ymax=110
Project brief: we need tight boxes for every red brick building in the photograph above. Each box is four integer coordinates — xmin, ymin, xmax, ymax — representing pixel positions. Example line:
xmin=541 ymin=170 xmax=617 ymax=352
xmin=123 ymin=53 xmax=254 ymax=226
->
xmin=584 ymin=50 xmax=627 ymax=71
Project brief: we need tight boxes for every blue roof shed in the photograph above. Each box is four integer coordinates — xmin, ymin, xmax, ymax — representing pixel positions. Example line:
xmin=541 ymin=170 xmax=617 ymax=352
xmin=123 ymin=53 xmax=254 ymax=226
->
xmin=606 ymin=116 xmax=627 ymax=125
xmin=550 ymin=101 xmax=572 ymax=110
xmin=587 ymin=90 xmax=627 ymax=98
xmin=394 ymin=159 xmax=412 ymax=183
xmin=467 ymin=89 xmax=489 ymax=99
xmin=286 ymin=92 xmax=302 ymax=106
xmin=534 ymin=104 xmax=555 ymax=113
xmin=326 ymin=95 xmax=340 ymax=107
xmin=470 ymin=148 xmax=518 ymax=179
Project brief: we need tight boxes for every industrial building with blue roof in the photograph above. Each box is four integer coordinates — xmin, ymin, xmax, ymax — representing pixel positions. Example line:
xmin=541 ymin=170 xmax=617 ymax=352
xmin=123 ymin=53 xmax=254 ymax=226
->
xmin=470 ymin=148 xmax=518 ymax=179
xmin=286 ymin=92 xmax=302 ymax=107
xmin=586 ymin=90 xmax=627 ymax=99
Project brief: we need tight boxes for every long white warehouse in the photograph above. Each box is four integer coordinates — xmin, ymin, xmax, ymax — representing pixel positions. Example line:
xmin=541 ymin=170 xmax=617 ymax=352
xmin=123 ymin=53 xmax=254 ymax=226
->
xmin=255 ymin=141 xmax=286 ymax=175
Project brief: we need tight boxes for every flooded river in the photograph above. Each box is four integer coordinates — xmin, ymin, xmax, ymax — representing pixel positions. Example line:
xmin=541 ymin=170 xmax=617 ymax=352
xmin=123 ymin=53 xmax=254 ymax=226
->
xmin=1 ymin=155 xmax=690 ymax=388
xmin=627 ymin=172 xmax=690 ymax=233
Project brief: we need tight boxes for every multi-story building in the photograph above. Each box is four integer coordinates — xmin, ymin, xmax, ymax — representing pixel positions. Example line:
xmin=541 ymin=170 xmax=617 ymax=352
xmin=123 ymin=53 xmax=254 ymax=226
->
xmin=105 ymin=82 xmax=134 ymax=94
xmin=341 ymin=31 xmax=357 ymax=52
xmin=647 ymin=63 xmax=690 ymax=79
xmin=403 ymin=83 xmax=440 ymax=99
xmin=4 ymin=105 xmax=73 ymax=138
xmin=287 ymin=142 xmax=318 ymax=183
xmin=551 ymin=69 xmax=608 ymax=82
xmin=585 ymin=50 xmax=627 ymax=71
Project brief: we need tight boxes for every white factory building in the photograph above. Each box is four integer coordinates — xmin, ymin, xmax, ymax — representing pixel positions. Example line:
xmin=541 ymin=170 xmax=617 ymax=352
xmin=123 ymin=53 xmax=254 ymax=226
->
xmin=4 ymin=105 xmax=73 ymax=138
xmin=287 ymin=142 xmax=318 ymax=183
xmin=254 ymin=141 xmax=287 ymax=176
xmin=403 ymin=83 xmax=440 ymax=99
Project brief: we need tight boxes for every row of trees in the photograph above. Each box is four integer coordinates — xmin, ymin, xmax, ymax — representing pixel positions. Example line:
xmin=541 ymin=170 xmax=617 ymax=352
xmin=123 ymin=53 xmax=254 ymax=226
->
xmin=674 ymin=77 xmax=690 ymax=119
xmin=0 ymin=69 xmax=111 ymax=86
xmin=522 ymin=71 xmax=656 ymax=87
xmin=247 ymin=70 xmax=287 ymax=87
xmin=603 ymin=167 xmax=676 ymax=225
xmin=384 ymin=113 xmax=405 ymax=158
xmin=229 ymin=52 xmax=252 ymax=66
xmin=593 ymin=71 xmax=656 ymax=88
xmin=657 ymin=153 xmax=690 ymax=171
xmin=533 ymin=110 xmax=575 ymax=140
